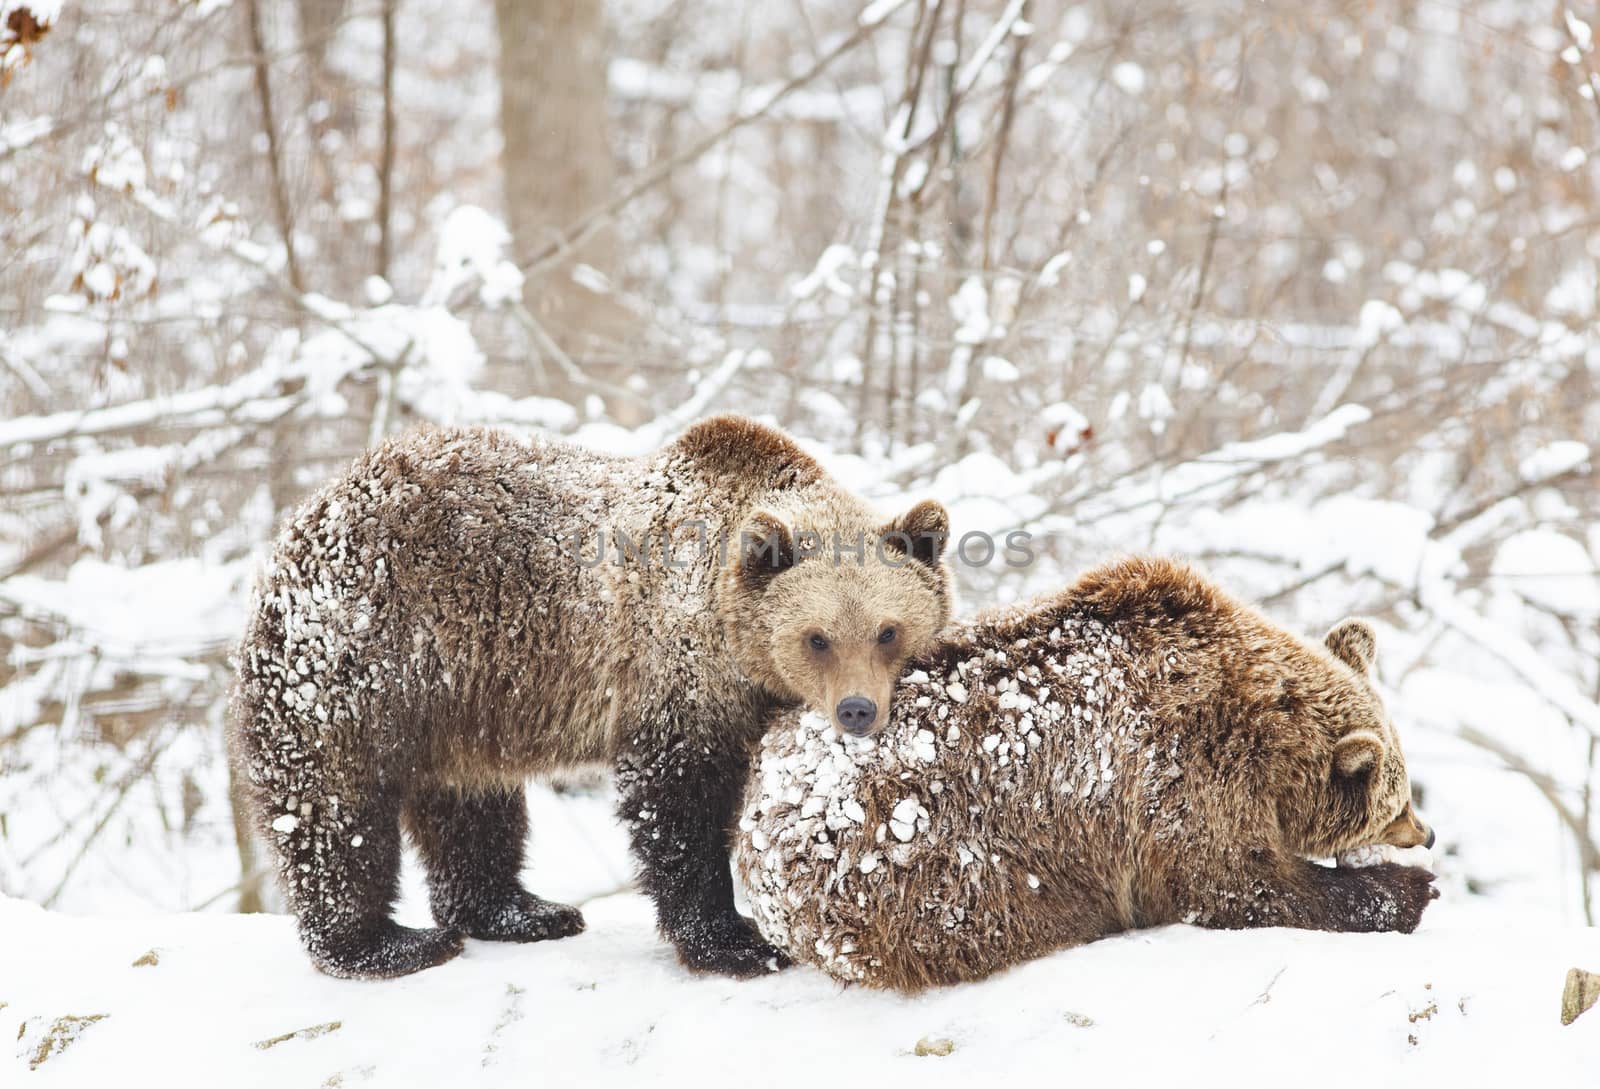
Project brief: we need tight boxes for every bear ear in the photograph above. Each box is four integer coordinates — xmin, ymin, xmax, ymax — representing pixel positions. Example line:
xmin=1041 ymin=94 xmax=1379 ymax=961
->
xmin=738 ymin=511 xmax=796 ymax=591
xmin=1333 ymin=729 xmax=1384 ymax=777
xmin=881 ymin=499 xmax=949 ymax=568
xmin=1325 ymin=618 xmax=1377 ymax=675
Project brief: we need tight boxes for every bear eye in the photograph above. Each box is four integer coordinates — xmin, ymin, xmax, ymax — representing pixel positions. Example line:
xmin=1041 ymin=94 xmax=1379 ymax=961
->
xmin=878 ymin=627 xmax=897 ymax=645
xmin=808 ymin=634 xmax=831 ymax=652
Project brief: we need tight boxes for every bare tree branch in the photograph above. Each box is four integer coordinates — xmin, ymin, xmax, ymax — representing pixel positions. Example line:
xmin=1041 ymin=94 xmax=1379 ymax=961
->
xmin=517 ymin=0 xmax=916 ymax=280
xmin=242 ymin=0 xmax=304 ymax=292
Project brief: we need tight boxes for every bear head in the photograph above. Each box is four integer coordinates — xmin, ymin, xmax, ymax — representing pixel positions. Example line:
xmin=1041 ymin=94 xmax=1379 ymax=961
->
xmin=1279 ymin=618 xmax=1433 ymax=859
xmin=727 ymin=498 xmax=952 ymax=736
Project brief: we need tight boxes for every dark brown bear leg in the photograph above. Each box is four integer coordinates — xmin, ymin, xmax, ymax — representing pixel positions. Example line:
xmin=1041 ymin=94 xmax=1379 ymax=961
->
xmin=404 ymin=784 xmax=585 ymax=943
xmin=280 ymin=785 xmax=465 ymax=979
xmin=615 ymin=731 xmax=790 ymax=978
xmin=1186 ymin=851 xmax=1438 ymax=934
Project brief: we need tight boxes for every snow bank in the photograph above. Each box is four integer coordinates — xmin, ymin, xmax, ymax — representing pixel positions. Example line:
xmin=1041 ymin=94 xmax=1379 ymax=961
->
xmin=0 ymin=556 xmax=249 ymax=656
xmin=1492 ymin=530 xmax=1600 ymax=617
xmin=2 ymin=893 xmax=1596 ymax=1086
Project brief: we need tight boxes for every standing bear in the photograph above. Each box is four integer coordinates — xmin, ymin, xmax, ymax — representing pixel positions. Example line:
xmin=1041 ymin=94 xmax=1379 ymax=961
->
xmin=230 ymin=416 xmax=953 ymax=979
xmin=737 ymin=556 xmax=1437 ymax=991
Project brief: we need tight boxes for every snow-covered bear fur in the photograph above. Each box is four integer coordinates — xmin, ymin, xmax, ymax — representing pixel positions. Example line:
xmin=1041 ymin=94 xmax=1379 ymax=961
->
xmin=230 ymin=416 xmax=952 ymax=979
xmin=736 ymin=556 xmax=1437 ymax=991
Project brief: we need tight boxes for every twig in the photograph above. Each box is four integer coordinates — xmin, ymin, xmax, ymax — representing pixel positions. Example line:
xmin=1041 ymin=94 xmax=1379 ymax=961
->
xmin=188 ymin=866 xmax=271 ymax=914
xmin=518 ymin=0 xmax=916 ymax=279
xmin=0 ymin=396 xmax=300 ymax=581
xmin=1249 ymin=966 xmax=1287 ymax=1007
xmin=243 ymin=0 xmax=304 ymax=292
xmin=93 ymin=173 xmax=402 ymax=365
xmin=0 ymin=359 xmax=305 ymax=448
xmin=631 ymin=349 xmax=751 ymax=448
xmin=367 ymin=342 xmax=411 ymax=446
xmin=1584 ymin=732 xmax=1597 ymax=926
xmin=376 ymin=0 xmax=398 ymax=280
xmin=1258 ymin=562 xmax=1344 ymax=607
xmin=508 ymin=301 xmax=646 ymax=409
xmin=979 ymin=3 xmax=1028 ymax=273
xmin=1173 ymin=32 xmax=1247 ymax=400
xmin=857 ymin=0 xmax=946 ymax=446
xmin=1433 ymin=464 xmax=1593 ymax=539
xmin=1176 ymin=179 xmax=1225 ymax=385
xmin=953 ymin=0 xmax=1027 ymax=99
xmin=1588 ymin=647 xmax=1599 ymax=921
xmin=1206 ymin=963 xmax=1288 ymax=1041
xmin=1420 ymin=588 xmax=1600 ymax=742
xmin=1456 ymin=725 xmax=1600 ymax=873
xmin=0 ymin=336 xmax=50 ymax=406
xmin=0 ymin=4 xmax=366 ymax=166
xmin=44 ymin=731 xmax=174 ymax=907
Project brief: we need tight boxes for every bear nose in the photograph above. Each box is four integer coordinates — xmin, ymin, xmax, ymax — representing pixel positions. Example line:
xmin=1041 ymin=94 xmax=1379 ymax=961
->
xmin=836 ymin=697 xmax=878 ymax=735
xmin=1423 ymin=825 xmax=1436 ymax=850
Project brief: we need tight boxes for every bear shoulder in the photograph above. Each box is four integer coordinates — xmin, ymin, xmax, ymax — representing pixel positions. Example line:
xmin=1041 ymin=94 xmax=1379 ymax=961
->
xmin=366 ymin=424 xmax=543 ymax=471
xmin=1064 ymin=555 xmax=1235 ymax=626
xmin=668 ymin=415 xmax=824 ymax=490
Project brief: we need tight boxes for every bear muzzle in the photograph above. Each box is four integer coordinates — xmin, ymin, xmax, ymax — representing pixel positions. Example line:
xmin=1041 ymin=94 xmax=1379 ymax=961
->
xmin=1379 ymin=802 xmax=1433 ymax=850
xmin=835 ymin=696 xmax=878 ymax=736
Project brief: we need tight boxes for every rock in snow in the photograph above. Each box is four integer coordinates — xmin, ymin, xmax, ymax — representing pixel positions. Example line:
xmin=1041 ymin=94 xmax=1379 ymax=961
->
xmin=1562 ymin=968 xmax=1600 ymax=1027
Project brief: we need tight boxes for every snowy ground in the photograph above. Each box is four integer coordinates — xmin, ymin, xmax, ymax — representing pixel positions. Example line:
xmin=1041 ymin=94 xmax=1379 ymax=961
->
xmin=5 ymin=784 xmax=1599 ymax=1086
xmin=5 ymin=627 xmax=1599 ymax=1083
xmin=3 ymin=421 xmax=1596 ymax=1082
xmin=2 ymin=421 xmax=1595 ymax=1082
xmin=4 ymin=887 xmax=1598 ymax=1087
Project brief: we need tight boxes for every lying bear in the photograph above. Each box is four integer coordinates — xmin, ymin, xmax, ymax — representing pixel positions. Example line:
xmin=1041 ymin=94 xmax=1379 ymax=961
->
xmin=231 ymin=416 xmax=952 ymax=979
xmin=737 ymin=556 xmax=1437 ymax=991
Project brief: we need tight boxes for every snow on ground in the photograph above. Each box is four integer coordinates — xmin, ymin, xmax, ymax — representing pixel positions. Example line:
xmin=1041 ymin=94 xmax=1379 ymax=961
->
xmin=1 ymin=408 xmax=1593 ymax=1080
xmin=5 ymin=768 xmax=1597 ymax=1086
xmin=3 ymin=889 xmax=1597 ymax=1087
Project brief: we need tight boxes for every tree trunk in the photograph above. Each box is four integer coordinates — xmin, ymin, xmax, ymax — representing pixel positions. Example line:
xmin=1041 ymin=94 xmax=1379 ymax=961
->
xmin=493 ymin=0 xmax=631 ymax=363
xmin=227 ymin=759 xmax=266 ymax=915
xmin=295 ymin=0 xmax=346 ymax=77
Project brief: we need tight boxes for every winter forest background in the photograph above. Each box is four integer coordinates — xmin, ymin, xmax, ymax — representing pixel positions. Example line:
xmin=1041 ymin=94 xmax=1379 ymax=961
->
xmin=2 ymin=0 xmax=1598 ymax=937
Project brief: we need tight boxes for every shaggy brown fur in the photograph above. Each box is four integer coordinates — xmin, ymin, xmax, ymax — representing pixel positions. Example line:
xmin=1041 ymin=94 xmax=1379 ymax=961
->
xmin=230 ymin=415 xmax=952 ymax=979
xmin=736 ymin=556 xmax=1437 ymax=992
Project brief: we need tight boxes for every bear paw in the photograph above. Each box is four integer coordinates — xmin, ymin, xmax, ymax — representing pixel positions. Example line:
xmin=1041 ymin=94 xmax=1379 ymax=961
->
xmin=308 ymin=920 xmax=464 ymax=980
xmin=672 ymin=913 xmax=791 ymax=979
xmin=1361 ymin=863 xmax=1440 ymax=933
xmin=452 ymin=892 xmax=587 ymax=944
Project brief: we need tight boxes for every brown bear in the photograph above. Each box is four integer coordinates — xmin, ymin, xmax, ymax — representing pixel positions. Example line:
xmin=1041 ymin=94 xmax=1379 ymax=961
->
xmin=230 ymin=416 xmax=953 ymax=979
xmin=736 ymin=556 xmax=1437 ymax=991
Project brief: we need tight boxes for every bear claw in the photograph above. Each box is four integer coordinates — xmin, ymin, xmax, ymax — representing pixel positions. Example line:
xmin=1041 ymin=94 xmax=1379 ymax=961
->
xmin=673 ymin=914 xmax=791 ymax=979
xmin=309 ymin=921 xmax=464 ymax=980
xmin=1363 ymin=863 xmax=1439 ymax=932
xmin=453 ymin=893 xmax=587 ymax=943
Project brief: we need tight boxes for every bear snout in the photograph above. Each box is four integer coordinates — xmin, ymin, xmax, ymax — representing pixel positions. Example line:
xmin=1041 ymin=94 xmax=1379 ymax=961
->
xmin=1378 ymin=801 xmax=1432 ymax=849
xmin=836 ymin=696 xmax=878 ymax=735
